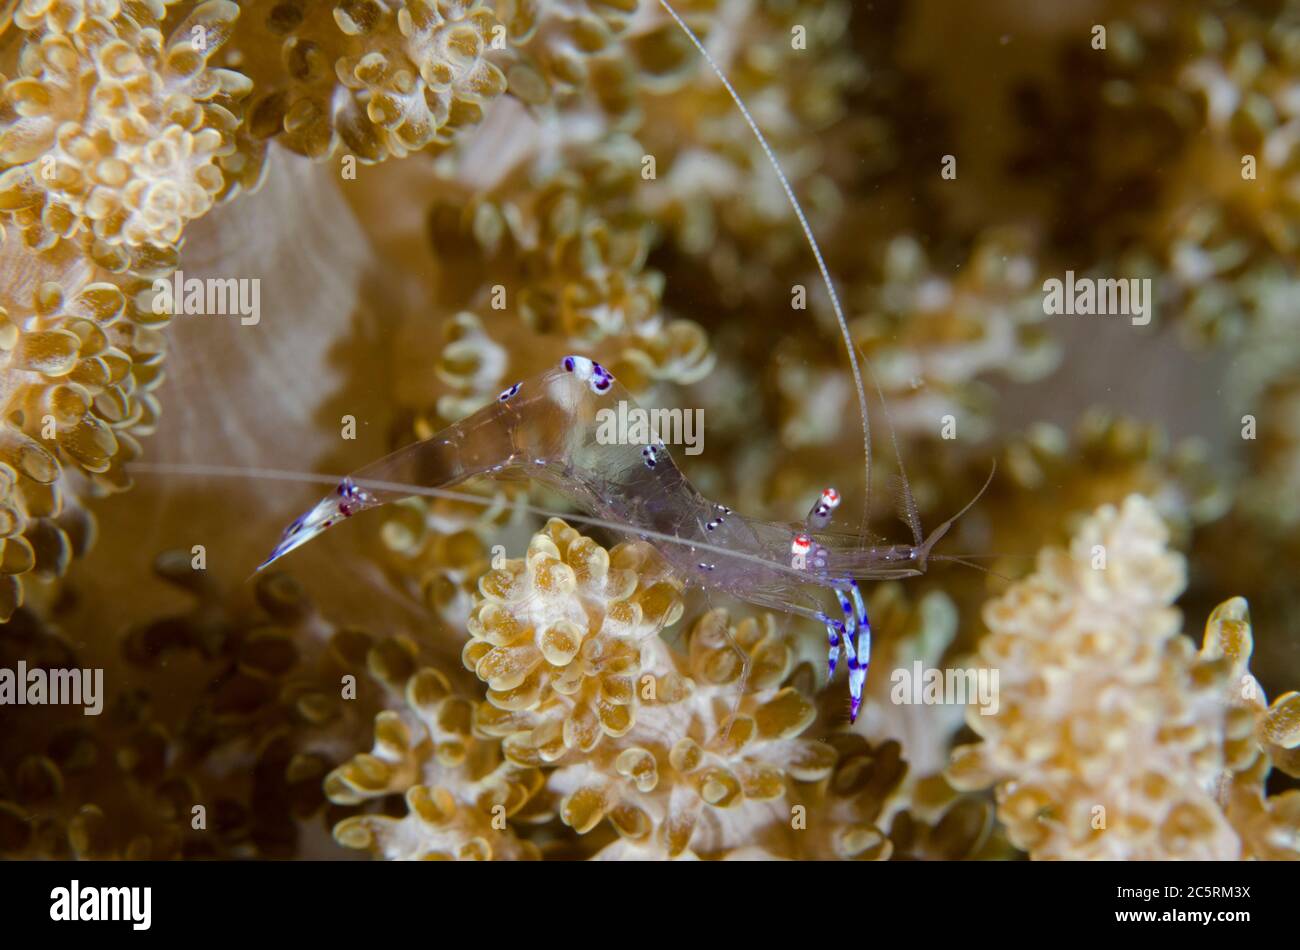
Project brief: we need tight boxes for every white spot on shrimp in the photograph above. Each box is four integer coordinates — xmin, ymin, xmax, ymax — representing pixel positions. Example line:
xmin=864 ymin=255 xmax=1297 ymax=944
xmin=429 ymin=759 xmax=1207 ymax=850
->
xmin=561 ymin=355 xmax=615 ymax=394
xmin=562 ymin=355 xmax=593 ymax=379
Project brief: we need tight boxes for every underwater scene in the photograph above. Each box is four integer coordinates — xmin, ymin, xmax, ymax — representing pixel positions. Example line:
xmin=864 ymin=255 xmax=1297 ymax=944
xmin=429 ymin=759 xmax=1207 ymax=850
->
xmin=1 ymin=0 xmax=1298 ymax=868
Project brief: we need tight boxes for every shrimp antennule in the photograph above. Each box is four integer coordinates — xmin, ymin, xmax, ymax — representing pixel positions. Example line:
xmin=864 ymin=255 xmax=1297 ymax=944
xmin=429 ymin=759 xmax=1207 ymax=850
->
xmin=916 ymin=460 xmax=998 ymax=568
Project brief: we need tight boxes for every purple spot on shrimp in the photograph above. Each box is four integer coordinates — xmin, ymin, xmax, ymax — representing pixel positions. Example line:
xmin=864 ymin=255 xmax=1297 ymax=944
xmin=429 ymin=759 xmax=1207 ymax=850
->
xmin=498 ymin=382 xmax=521 ymax=401
xmin=563 ymin=357 xmax=575 ymax=372
xmin=594 ymin=378 xmax=610 ymax=393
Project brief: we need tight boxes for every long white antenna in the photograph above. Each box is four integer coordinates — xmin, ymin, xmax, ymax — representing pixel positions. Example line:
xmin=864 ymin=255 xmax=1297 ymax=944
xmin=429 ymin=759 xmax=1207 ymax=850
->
xmin=657 ymin=0 xmax=874 ymax=532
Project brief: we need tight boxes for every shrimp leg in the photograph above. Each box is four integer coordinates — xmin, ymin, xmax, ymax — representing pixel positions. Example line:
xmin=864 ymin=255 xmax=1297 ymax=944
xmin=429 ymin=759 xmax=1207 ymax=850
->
xmin=817 ymin=612 xmax=845 ymax=677
xmin=805 ymin=487 xmax=872 ymax=720
xmin=844 ymin=579 xmax=872 ymax=722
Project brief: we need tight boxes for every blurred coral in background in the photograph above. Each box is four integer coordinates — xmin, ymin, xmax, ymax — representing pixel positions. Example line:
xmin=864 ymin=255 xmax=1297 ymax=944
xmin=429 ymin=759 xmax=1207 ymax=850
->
xmin=1 ymin=0 xmax=1298 ymax=860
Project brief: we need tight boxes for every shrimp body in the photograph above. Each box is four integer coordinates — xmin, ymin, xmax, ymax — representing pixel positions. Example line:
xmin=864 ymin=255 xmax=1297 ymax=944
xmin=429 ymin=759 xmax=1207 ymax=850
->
xmin=262 ymin=1 xmax=985 ymax=724
xmin=262 ymin=358 xmax=955 ymax=721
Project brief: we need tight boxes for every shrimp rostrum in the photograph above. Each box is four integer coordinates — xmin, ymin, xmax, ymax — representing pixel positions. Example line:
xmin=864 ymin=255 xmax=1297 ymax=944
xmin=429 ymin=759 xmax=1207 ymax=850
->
xmin=259 ymin=356 xmax=991 ymax=722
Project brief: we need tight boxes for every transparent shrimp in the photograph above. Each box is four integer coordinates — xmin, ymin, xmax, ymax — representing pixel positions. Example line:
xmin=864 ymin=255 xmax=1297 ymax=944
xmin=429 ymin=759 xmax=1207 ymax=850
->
xmin=245 ymin=0 xmax=996 ymax=723
xmin=257 ymin=356 xmax=994 ymax=722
